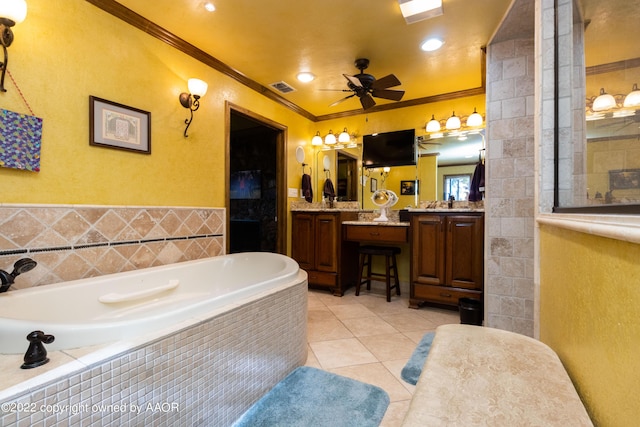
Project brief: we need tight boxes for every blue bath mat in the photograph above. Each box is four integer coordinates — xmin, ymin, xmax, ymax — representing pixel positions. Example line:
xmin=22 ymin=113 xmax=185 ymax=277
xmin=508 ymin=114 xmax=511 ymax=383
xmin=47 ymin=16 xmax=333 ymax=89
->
xmin=233 ymin=366 xmax=390 ymax=427
xmin=401 ymin=332 xmax=435 ymax=385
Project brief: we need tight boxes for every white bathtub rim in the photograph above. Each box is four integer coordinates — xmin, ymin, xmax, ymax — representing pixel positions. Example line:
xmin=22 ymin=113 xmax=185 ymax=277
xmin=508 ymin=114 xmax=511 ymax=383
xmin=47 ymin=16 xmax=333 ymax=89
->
xmin=0 ymin=269 xmax=308 ymax=403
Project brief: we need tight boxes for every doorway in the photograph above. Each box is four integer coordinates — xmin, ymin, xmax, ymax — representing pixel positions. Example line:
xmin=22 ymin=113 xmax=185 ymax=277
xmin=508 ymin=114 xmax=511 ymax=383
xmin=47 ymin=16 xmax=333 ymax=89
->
xmin=337 ymin=152 xmax=358 ymax=201
xmin=227 ymin=103 xmax=287 ymax=254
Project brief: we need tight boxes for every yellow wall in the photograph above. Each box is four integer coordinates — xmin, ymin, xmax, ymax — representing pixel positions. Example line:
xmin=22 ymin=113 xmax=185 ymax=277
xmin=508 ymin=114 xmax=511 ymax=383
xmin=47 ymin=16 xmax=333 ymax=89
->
xmin=539 ymin=225 xmax=640 ymax=427
xmin=1 ymin=0 xmax=313 ymax=207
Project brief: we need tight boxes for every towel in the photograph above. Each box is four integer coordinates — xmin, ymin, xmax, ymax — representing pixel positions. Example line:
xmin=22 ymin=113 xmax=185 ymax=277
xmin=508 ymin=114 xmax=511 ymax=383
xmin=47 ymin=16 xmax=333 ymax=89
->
xmin=323 ymin=178 xmax=336 ymax=202
xmin=469 ymin=161 xmax=485 ymax=202
xmin=301 ymin=173 xmax=313 ymax=202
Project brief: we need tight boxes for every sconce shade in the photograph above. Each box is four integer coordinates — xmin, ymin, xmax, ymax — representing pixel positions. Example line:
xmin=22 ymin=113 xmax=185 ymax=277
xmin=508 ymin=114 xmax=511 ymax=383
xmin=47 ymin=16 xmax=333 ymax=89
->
xmin=338 ymin=128 xmax=350 ymax=143
xmin=623 ymin=84 xmax=640 ymax=108
xmin=0 ymin=0 xmax=27 ymax=25
xmin=426 ymin=114 xmax=441 ymax=132
xmin=324 ymin=130 xmax=336 ymax=145
xmin=466 ymin=108 xmax=483 ymax=127
xmin=187 ymin=78 xmax=208 ymax=98
xmin=312 ymin=131 xmax=323 ymax=146
xmin=445 ymin=112 xmax=461 ymax=130
xmin=592 ymin=88 xmax=616 ymax=112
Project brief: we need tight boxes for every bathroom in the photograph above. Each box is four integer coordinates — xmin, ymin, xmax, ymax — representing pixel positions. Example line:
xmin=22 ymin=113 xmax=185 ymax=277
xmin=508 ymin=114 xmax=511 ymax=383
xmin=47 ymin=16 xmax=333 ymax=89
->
xmin=1 ymin=1 xmax=638 ymax=426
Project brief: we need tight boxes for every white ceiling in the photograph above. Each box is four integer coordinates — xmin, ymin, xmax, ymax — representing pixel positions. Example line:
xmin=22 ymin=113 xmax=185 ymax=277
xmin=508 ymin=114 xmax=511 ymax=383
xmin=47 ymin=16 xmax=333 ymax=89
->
xmin=114 ymin=0 xmax=513 ymax=118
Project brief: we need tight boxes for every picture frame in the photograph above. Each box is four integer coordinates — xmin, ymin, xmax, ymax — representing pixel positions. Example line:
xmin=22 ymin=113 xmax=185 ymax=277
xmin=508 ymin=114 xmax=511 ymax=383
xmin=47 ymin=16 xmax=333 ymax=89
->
xmin=370 ymin=177 xmax=377 ymax=192
xmin=400 ymin=180 xmax=418 ymax=195
xmin=89 ymin=96 xmax=151 ymax=154
xmin=609 ymin=169 xmax=640 ymax=190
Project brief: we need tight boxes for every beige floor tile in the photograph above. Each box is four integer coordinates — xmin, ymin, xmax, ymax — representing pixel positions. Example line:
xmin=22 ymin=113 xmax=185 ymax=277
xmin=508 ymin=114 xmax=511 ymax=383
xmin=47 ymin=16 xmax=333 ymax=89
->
xmin=307 ymin=318 xmax=354 ymax=342
xmin=304 ymin=345 xmax=321 ymax=368
xmin=358 ymin=333 xmax=418 ymax=362
xmin=341 ymin=316 xmax=399 ymax=337
xmin=382 ymin=359 xmax=417 ymax=394
xmin=309 ymin=338 xmax=377 ymax=369
xmin=380 ymin=311 xmax=437 ymax=332
xmin=313 ymin=290 xmax=362 ymax=306
xmin=380 ymin=400 xmax=412 ymax=427
xmin=327 ymin=303 xmax=376 ymax=320
xmin=329 ymin=362 xmax=412 ymax=402
xmin=308 ymin=307 xmax=337 ymax=321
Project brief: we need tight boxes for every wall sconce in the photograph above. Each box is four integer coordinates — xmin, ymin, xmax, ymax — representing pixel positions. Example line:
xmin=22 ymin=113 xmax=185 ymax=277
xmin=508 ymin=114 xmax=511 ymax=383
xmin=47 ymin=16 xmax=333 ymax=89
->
xmin=324 ymin=130 xmax=337 ymax=145
xmin=179 ymin=78 xmax=208 ymax=137
xmin=0 ymin=0 xmax=27 ymax=93
xmin=311 ymin=128 xmax=359 ymax=150
xmin=586 ymin=84 xmax=640 ymax=120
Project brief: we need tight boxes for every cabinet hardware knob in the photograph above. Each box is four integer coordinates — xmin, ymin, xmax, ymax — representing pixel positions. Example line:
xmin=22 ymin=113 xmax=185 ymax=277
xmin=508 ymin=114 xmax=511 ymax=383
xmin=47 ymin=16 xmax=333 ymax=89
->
xmin=440 ymin=293 xmax=452 ymax=298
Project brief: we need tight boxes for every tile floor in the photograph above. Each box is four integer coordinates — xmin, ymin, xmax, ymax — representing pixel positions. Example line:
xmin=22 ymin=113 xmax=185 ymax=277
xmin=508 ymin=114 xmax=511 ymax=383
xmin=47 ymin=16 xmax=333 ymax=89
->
xmin=304 ymin=284 xmax=460 ymax=426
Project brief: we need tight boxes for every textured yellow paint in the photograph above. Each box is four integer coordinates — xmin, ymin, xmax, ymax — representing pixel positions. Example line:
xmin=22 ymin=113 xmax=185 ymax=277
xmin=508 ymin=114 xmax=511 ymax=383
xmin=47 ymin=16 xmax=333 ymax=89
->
xmin=539 ymin=225 xmax=640 ymax=426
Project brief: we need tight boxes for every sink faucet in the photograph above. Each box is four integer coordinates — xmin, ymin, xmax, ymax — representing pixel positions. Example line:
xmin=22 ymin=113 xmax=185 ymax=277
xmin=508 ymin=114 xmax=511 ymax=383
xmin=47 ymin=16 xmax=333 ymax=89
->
xmin=448 ymin=195 xmax=455 ymax=209
xmin=0 ymin=258 xmax=37 ymax=293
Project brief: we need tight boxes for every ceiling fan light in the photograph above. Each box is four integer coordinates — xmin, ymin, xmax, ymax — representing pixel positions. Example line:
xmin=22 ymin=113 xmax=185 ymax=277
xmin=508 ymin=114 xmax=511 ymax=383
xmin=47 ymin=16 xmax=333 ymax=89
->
xmin=325 ymin=130 xmax=337 ymax=145
xmin=338 ymin=128 xmax=350 ymax=143
xmin=466 ymin=108 xmax=483 ymax=127
xmin=445 ymin=112 xmax=461 ymax=130
xmin=623 ymin=83 xmax=640 ymax=108
xmin=426 ymin=115 xmax=441 ymax=132
xmin=398 ymin=0 xmax=443 ymax=24
xmin=592 ymin=88 xmax=616 ymax=112
xmin=312 ymin=131 xmax=323 ymax=146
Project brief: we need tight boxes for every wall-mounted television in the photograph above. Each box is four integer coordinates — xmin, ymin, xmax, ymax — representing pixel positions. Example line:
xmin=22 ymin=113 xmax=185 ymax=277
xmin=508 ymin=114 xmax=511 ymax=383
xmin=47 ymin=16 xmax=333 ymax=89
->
xmin=362 ymin=129 xmax=416 ymax=168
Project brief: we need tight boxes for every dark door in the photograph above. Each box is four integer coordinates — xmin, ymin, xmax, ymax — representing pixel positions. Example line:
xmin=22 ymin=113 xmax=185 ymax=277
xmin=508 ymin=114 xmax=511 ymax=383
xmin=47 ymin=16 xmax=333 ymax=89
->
xmin=229 ymin=111 xmax=281 ymax=253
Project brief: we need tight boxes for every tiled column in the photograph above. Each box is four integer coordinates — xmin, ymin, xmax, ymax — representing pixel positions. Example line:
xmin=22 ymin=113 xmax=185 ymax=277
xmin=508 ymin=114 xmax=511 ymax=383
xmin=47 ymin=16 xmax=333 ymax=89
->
xmin=485 ymin=36 xmax=536 ymax=336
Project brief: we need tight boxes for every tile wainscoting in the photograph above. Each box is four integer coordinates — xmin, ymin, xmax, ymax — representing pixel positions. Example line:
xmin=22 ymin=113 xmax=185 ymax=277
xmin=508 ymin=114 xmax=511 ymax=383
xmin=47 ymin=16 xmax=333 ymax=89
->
xmin=0 ymin=204 xmax=225 ymax=289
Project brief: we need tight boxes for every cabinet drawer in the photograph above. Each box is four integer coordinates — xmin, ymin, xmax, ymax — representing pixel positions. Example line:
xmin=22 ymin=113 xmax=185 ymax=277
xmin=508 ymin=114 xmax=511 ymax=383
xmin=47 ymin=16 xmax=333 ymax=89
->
xmin=344 ymin=225 xmax=408 ymax=243
xmin=413 ymin=283 xmax=481 ymax=306
xmin=307 ymin=270 xmax=337 ymax=287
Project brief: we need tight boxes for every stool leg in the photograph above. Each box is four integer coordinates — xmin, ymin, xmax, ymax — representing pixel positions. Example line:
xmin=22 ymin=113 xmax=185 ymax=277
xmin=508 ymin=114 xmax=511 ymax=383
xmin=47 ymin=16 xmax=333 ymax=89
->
xmin=392 ymin=254 xmax=401 ymax=296
xmin=385 ymin=255 xmax=391 ymax=302
xmin=366 ymin=254 xmax=372 ymax=290
xmin=356 ymin=253 xmax=365 ymax=296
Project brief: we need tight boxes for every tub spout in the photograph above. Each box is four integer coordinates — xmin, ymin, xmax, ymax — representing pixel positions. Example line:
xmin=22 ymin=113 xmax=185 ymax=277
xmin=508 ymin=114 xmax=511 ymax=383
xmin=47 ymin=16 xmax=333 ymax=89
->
xmin=0 ymin=258 xmax=37 ymax=293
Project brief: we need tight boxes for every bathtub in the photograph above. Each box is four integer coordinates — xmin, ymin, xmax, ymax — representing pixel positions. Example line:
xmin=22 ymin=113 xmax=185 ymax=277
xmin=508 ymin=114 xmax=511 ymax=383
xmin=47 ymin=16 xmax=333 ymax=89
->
xmin=0 ymin=252 xmax=300 ymax=354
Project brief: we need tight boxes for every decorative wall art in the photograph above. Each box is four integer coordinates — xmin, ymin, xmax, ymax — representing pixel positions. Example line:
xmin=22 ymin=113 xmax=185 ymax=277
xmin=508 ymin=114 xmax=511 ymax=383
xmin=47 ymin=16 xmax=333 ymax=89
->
xmin=0 ymin=109 xmax=43 ymax=172
xmin=609 ymin=169 xmax=640 ymax=190
xmin=400 ymin=180 xmax=418 ymax=195
xmin=89 ymin=96 xmax=151 ymax=154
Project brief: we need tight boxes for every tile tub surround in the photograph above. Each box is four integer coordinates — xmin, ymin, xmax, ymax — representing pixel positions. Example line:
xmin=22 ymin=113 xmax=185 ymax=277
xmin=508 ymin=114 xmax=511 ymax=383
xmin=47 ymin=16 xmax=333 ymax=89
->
xmin=0 ymin=204 xmax=225 ymax=289
xmin=0 ymin=278 xmax=308 ymax=426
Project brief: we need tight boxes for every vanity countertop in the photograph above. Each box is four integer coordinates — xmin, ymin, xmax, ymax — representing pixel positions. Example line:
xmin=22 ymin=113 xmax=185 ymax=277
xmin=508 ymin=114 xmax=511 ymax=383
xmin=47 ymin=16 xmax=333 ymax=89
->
xmin=342 ymin=220 xmax=409 ymax=226
xmin=405 ymin=208 xmax=485 ymax=213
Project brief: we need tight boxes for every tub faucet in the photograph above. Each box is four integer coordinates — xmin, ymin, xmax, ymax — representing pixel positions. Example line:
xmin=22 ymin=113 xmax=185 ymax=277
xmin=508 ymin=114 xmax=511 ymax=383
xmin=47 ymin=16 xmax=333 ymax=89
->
xmin=0 ymin=258 xmax=37 ymax=293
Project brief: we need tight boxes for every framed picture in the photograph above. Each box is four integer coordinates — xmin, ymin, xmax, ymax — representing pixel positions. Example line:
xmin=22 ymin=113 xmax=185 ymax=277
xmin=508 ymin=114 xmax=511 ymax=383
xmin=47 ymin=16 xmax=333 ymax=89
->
xmin=609 ymin=169 xmax=640 ymax=190
xmin=400 ymin=180 xmax=418 ymax=195
xmin=370 ymin=177 xmax=377 ymax=192
xmin=89 ymin=96 xmax=151 ymax=154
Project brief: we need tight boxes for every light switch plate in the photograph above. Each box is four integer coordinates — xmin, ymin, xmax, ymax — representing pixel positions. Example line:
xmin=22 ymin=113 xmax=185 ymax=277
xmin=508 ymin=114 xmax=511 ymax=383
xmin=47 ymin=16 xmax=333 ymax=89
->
xmin=288 ymin=188 xmax=299 ymax=198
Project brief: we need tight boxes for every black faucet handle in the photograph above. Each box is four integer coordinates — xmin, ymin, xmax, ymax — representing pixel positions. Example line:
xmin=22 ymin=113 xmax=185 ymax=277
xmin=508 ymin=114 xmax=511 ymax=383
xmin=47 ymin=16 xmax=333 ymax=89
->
xmin=21 ymin=330 xmax=55 ymax=369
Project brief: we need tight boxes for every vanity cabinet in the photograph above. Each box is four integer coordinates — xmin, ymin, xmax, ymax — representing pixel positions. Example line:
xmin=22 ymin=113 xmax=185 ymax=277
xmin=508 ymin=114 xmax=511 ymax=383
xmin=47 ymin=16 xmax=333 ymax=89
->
xmin=409 ymin=213 xmax=484 ymax=308
xmin=291 ymin=211 xmax=359 ymax=296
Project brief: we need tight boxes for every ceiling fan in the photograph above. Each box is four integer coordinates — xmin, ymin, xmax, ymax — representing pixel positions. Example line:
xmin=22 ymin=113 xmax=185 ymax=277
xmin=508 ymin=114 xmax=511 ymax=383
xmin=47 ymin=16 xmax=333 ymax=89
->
xmin=327 ymin=58 xmax=405 ymax=110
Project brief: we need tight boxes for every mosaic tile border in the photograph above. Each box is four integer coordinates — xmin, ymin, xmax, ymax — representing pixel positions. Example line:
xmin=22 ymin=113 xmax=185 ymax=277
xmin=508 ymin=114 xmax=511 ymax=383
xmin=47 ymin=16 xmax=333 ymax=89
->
xmin=0 ymin=205 xmax=225 ymax=288
xmin=0 ymin=279 xmax=308 ymax=426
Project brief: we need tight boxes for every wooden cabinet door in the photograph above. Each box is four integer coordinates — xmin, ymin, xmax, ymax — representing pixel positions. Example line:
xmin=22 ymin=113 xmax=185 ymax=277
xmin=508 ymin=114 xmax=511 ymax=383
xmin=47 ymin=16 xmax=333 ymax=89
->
xmin=291 ymin=213 xmax=315 ymax=271
xmin=315 ymin=214 xmax=338 ymax=272
xmin=411 ymin=215 xmax=446 ymax=285
xmin=446 ymin=215 xmax=484 ymax=290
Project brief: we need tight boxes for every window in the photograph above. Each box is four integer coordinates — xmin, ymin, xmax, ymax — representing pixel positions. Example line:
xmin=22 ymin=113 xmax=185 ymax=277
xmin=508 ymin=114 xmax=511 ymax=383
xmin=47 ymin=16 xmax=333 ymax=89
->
xmin=443 ymin=174 xmax=470 ymax=201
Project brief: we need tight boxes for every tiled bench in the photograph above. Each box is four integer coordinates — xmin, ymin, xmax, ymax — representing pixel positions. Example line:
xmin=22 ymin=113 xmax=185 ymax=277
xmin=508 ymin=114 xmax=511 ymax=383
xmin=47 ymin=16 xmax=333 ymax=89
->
xmin=402 ymin=324 xmax=593 ymax=426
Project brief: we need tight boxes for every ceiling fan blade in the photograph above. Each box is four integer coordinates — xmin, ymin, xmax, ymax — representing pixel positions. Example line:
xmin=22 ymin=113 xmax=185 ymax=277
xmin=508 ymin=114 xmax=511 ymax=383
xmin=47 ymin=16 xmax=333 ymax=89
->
xmin=344 ymin=74 xmax=363 ymax=88
xmin=329 ymin=93 xmax=356 ymax=107
xmin=371 ymin=74 xmax=401 ymax=90
xmin=371 ymin=89 xmax=405 ymax=101
xmin=360 ymin=94 xmax=376 ymax=110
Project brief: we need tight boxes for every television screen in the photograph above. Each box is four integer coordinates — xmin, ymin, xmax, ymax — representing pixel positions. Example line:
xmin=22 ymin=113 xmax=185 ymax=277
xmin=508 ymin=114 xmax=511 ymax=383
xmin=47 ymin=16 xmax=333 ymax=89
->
xmin=362 ymin=129 xmax=416 ymax=168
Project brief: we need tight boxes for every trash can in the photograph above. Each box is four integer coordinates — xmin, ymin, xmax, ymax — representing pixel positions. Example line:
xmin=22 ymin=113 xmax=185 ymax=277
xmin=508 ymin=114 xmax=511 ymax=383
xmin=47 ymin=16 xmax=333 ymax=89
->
xmin=459 ymin=298 xmax=483 ymax=326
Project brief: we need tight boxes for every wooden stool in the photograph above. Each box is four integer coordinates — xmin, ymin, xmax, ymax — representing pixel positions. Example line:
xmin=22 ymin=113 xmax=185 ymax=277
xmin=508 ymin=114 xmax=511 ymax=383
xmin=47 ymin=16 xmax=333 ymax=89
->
xmin=356 ymin=245 xmax=401 ymax=302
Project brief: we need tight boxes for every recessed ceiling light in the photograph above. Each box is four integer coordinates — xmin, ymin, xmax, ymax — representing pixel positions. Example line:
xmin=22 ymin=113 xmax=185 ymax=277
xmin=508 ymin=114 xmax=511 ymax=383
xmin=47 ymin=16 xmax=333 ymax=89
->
xmin=204 ymin=2 xmax=215 ymax=12
xmin=421 ymin=38 xmax=444 ymax=52
xmin=296 ymin=72 xmax=315 ymax=83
